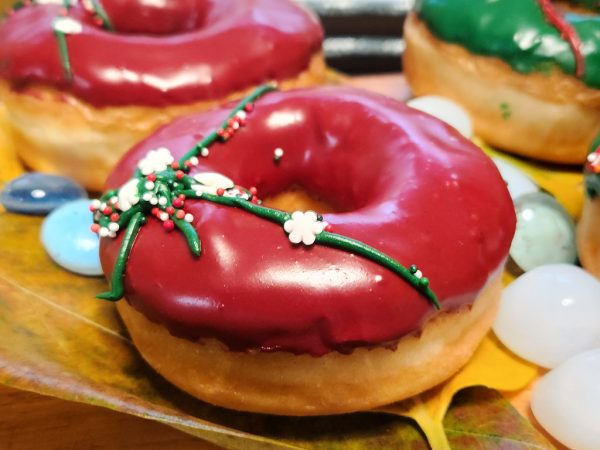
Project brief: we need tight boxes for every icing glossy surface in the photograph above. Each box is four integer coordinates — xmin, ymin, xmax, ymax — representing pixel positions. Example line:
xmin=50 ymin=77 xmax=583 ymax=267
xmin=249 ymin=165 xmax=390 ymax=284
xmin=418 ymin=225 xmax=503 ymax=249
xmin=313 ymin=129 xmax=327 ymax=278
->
xmin=0 ymin=0 xmax=322 ymax=106
xmin=417 ymin=0 xmax=600 ymax=88
xmin=100 ymin=88 xmax=516 ymax=355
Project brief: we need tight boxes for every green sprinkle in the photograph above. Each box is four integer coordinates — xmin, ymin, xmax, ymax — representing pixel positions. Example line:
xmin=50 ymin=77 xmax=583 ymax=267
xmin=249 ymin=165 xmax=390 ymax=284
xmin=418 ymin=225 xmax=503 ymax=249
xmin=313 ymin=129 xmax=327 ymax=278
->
xmin=500 ymin=102 xmax=511 ymax=120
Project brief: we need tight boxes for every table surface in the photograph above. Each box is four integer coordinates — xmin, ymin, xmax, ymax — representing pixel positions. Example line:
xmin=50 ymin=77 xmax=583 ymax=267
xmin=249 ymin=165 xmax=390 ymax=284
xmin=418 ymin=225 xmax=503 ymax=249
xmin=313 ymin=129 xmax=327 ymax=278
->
xmin=0 ymin=384 xmax=221 ymax=450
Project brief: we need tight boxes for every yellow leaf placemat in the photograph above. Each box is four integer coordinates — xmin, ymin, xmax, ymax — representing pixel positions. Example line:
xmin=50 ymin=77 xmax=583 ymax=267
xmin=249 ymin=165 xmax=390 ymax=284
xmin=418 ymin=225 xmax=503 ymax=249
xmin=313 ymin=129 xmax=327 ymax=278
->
xmin=0 ymin=103 xmax=24 ymax=186
xmin=378 ymin=335 xmax=541 ymax=449
xmin=0 ymin=210 xmax=553 ymax=449
xmin=476 ymin=139 xmax=584 ymax=220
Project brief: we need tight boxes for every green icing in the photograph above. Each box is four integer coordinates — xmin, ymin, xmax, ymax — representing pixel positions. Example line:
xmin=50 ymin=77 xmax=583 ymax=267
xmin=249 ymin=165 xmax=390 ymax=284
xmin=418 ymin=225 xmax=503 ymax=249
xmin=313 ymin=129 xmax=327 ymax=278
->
xmin=416 ymin=0 xmax=600 ymax=88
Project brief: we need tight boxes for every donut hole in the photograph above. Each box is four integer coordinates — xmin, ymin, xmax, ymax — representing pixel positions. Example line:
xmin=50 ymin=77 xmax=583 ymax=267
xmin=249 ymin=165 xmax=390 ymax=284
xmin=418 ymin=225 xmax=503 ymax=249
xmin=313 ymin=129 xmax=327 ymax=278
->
xmin=262 ymin=185 xmax=340 ymax=214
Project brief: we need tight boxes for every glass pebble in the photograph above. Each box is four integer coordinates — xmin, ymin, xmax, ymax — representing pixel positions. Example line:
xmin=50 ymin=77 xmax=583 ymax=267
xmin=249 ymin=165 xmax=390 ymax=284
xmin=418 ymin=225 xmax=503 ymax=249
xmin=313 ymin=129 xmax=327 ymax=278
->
xmin=0 ymin=172 xmax=87 ymax=215
xmin=510 ymin=192 xmax=577 ymax=272
xmin=407 ymin=96 xmax=473 ymax=138
xmin=493 ymin=264 xmax=600 ymax=368
xmin=532 ymin=349 xmax=600 ymax=450
xmin=491 ymin=158 xmax=539 ymax=200
xmin=41 ymin=199 xmax=103 ymax=276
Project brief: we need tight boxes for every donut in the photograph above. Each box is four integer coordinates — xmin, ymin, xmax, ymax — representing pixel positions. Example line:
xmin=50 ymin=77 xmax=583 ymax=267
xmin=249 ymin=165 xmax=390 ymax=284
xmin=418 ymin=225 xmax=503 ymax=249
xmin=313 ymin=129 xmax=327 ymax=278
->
xmin=94 ymin=86 xmax=516 ymax=415
xmin=0 ymin=0 xmax=325 ymax=190
xmin=577 ymin=135 xmax=600 ymax=277
xmin=403 ymin=0 xmax=600 ymax=164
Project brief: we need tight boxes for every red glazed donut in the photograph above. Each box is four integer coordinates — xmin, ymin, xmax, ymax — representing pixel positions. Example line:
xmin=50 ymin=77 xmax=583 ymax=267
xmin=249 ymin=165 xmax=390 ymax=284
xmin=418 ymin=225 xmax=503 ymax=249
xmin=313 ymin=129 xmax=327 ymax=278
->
xmin=0 ymin=0 xmax=325 ymax=190
xmin=99 ymin=87 xmax=516 ymax=415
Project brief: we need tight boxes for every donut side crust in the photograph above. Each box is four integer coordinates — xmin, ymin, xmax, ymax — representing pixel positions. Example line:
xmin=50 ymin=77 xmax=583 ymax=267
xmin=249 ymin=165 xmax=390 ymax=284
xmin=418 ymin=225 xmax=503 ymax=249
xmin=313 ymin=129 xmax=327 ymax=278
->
xmin=577 ymin=197 xmax=600 ymax=278
xmin=0 ymin=52 xmax=326 ymax=191
xmin=117 ymin=271 xmax=502 ymax=416
xmin=403 ymin=14 xmax=600 ymax=164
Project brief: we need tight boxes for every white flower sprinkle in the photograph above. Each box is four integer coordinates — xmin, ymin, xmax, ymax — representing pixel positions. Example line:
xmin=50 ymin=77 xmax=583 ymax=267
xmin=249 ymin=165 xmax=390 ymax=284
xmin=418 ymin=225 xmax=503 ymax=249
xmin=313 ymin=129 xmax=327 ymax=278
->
xmin=191 ymin=172 xmax=235 ymax=195
xmin=118 ymin=179 xmax=140 ymax=212
xmin=274 ymin=148 xmax=284 ymax=159
xmin=142 ymin=192 xmax=152 ymax=202
xmin=158 ymin=197 xmax=167 ymax=206
xmin=145 ymin=181 xmax=155 ymax=190
xmin=414 ymin=270 xmax=423 ymax=279
xmin=53 ymin=17 xmax=83 ymax=35
xmin=138 ymin=147 xmax=174 ymax=175
xmin=200 ymin=148 xmax=209 ymax=157
xmin=150 ymin=197 xmax=158 ymax=205
xmin=159 ymin=212 xmax=169 ymax=221
xmin=90 ymin=199 xmax=101 ymax=209
xmin=283 ymin=211 xmax=328 ymax=246
xmin=190 ymin=156 xmax=199 ymax=165
xmin=236 ymin=110 xmax=247 ymax=120
xmin=184 ymin=213 xmax=194 ymax=223
xmin=108 ymin=223 xmax=119 ymax=232
xmin=99 ymin=227 xmax=109 ymax=238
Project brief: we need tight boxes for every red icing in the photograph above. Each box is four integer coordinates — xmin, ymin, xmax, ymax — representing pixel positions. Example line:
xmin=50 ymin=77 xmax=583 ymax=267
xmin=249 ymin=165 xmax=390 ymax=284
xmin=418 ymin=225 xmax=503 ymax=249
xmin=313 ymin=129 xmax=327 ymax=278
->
xmin=100 ymin=88 xmax=516 ymax=356
xmin=538 ymin=0 xmax=586 ymax=77
xmin=0 ymin=0 xmax=322 ymax=107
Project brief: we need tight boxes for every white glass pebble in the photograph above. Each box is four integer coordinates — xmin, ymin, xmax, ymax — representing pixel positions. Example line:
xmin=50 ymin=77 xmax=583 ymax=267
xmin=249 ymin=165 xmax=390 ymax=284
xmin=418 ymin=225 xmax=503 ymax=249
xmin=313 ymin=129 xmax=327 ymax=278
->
xmin=407 ymin=96 xmax=473 ymax=138
xmin=531 ymin=349 xmax=600 ymax=450
xmin=491 ymin=158 xmax=539 ymax=200
xmin=510 ymin=192 xmax=577 ymax=272
xmin=493 ymin=264 xmax=600 ymax=368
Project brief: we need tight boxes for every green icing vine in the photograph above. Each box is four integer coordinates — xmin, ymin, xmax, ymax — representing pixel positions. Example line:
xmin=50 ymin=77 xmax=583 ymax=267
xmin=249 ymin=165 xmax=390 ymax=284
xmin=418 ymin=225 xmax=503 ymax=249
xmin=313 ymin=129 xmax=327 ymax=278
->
xmin=89 ymin=0 xmax=113 ymax=31
xmin=92 ymin=84 xmax=441 ymax=309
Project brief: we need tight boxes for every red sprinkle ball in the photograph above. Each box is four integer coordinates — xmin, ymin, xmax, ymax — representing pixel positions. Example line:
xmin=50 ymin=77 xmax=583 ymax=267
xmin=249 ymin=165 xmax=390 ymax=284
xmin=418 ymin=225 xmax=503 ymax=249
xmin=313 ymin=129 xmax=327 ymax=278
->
xmin=217 ymin=109 xmax=250 ymax=142
xmin=163 ymin=220 xmax=175 ymax=231
xmin=587 ymin=146 xmax=600 ymax=173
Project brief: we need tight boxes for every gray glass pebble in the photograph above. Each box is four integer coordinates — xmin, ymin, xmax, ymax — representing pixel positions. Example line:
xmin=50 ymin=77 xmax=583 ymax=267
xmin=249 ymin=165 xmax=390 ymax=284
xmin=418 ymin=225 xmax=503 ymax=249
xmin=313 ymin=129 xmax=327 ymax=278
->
xmin=0 ymin=172 xmax=87 ymax=215
xmin=510 ymin=192 xmax=577 ymax=273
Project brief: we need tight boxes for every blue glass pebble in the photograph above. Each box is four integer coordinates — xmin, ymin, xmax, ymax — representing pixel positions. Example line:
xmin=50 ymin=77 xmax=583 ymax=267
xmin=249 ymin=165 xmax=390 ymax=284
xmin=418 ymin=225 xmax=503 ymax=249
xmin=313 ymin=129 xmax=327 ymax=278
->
xmin=41 ymin=199 xmax=103 ymax=276
xmin=0 ymin=172 xmax=87 ymax=215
